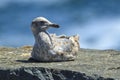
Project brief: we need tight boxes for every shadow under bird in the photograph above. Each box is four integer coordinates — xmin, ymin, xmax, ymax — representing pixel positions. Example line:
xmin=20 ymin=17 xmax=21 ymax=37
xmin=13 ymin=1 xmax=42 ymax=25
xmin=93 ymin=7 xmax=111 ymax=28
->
xmin=30 ymin=17 xmax=80 ymax=61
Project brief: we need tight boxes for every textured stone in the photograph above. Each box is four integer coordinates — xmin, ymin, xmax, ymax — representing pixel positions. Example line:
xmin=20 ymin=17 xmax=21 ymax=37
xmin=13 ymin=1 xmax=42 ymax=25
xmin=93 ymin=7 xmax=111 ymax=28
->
xmin=0 ymin=67 xmax=114 ymax=80
xmin=0 ymin=46 xmax=118 ymax=80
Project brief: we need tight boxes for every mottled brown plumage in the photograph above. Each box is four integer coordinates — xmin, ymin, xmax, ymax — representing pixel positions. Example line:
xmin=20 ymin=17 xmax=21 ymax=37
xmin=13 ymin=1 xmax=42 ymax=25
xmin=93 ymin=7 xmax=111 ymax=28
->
xmin=30 ymin=17 xmax=80 ymax=61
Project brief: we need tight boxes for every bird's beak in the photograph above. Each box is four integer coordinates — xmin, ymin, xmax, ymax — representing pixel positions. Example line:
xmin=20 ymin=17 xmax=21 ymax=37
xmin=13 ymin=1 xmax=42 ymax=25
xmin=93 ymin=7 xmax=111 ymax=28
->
xmin=41 ymin=23 xmax=60 ymax=30
xmin=47 ymin=23 xmax=60 ymax=28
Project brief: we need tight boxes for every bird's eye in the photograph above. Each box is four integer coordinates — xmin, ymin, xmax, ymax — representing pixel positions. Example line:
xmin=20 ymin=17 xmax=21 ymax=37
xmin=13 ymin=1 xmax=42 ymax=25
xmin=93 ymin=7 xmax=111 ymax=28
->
xmin=40 ymin=21 xmax=45 ymax=24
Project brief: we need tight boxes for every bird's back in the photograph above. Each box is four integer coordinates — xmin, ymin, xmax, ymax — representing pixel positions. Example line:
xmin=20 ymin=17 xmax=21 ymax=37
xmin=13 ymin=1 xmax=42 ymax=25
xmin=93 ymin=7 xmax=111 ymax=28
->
xmin=51 ymin=34 xmax=80 ymax=56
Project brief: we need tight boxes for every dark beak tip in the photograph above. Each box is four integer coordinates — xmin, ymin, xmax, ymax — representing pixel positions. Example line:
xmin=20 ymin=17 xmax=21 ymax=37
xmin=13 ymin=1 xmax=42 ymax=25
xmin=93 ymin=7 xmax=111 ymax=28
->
xmin=53 ymin=24 xmax=60 ymax=28
xmin=56 ymin=25 xmax=60 ymax=28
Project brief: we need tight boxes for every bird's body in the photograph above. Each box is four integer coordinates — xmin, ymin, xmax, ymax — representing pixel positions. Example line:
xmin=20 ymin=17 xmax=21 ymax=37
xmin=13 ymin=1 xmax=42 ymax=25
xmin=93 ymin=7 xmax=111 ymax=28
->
xmin=31 ymin=17 xmax=80 ymax=61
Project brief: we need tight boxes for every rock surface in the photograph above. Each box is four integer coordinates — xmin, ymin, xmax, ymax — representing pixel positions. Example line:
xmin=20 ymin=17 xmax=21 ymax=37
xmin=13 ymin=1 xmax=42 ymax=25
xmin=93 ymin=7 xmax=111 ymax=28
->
xmin=0 ymin=67 xmax=113 ymax=80
xmin=0 ymin=46 xmax=119 ymax=80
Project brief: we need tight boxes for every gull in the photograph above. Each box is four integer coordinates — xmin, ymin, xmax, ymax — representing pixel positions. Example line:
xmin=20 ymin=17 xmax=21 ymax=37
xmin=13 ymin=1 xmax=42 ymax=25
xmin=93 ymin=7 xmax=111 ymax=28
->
xmin=30 ymin=17 xmax=80 ymax=61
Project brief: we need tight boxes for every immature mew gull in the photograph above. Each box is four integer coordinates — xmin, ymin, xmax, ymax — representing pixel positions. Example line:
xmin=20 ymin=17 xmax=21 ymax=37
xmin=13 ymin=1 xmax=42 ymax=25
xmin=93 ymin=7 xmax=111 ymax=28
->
xmin=30 ymin=17 xmax=80 ymax=61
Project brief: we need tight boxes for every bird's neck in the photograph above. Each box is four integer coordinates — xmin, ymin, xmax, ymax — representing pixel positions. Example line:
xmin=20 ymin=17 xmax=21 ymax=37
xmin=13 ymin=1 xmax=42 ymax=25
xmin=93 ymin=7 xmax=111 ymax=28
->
xmin=34 ymin=31 xmax=53 ymax=45
xmin=45 ymin=31 xmax=53 ymax=45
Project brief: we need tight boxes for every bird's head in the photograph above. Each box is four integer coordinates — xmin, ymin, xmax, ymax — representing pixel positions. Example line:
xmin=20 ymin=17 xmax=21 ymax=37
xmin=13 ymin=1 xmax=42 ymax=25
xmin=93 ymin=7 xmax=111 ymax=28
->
xmin=31 ymin=17 xmax=59 ymax=35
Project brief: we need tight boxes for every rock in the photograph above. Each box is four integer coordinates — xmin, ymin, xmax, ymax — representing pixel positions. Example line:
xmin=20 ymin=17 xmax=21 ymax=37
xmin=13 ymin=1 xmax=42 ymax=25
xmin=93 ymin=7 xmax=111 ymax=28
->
xmin=0 ymin=67 xmax=113 ymax=80
xmin=0 ymin=46 xmax=118 ymax=80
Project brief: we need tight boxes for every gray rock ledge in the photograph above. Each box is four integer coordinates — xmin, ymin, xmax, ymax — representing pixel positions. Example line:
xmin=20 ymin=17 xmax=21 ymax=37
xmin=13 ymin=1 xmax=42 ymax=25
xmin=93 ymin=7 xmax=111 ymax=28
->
xmin=0 ymin=46 xmax=119 ymax=80
xmin=0 ymin=67 xmax=113 ymax=80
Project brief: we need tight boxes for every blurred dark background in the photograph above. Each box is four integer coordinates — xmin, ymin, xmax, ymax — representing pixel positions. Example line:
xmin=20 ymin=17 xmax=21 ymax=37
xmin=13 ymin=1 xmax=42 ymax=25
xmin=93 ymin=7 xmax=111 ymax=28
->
xmin=0 ymin=0 xmax=120 ymax=50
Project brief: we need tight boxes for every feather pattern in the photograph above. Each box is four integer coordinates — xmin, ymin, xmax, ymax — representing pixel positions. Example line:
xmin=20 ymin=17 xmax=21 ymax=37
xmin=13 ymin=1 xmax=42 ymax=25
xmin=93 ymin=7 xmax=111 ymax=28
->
xmin=31 ymin=17 xmax=80 ymax=61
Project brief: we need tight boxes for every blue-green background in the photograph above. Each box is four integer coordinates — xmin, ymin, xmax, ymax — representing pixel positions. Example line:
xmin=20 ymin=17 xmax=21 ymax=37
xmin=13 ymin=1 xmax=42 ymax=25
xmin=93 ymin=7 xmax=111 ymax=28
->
xmin=0 ymin=0 xmax=120 ymax=50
